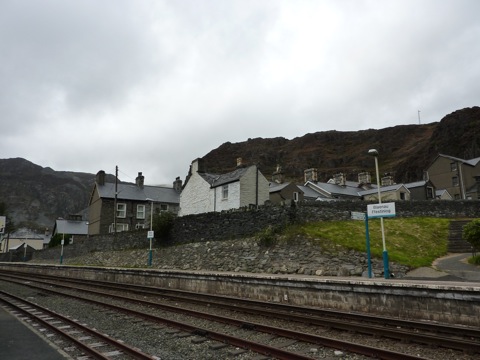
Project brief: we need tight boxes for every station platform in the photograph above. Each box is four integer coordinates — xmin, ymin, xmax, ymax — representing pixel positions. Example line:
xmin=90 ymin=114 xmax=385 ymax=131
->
xmin=0 ymin=306 xmax=67 ymax=360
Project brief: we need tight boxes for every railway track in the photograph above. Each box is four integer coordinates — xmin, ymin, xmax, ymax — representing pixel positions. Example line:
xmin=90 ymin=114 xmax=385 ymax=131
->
xmin=1 ymin=270 xmax=478 ymax=359
xmin=0 ymin=290 xmax=156 ymax=360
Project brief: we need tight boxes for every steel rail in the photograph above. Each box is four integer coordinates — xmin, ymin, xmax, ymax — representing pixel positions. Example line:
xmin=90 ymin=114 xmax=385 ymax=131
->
xmin=0 ymin=290 xmax=156 ymax=360
xmin=1 ymin=275 xmax=425 ymax=360
xmin=3 ymin=271 xmax=479 ymax=352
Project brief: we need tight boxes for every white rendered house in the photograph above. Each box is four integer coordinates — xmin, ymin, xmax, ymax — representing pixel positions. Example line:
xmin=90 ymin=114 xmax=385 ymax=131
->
xmin=179 ymin=158 xmax=270 ymax=216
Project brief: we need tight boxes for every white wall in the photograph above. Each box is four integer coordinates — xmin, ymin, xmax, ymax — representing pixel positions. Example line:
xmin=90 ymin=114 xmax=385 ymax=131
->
xmin=214 ymin=182 xmax=241 ymax=212
xmin=179 ymin=172 xmax=212 ymax=216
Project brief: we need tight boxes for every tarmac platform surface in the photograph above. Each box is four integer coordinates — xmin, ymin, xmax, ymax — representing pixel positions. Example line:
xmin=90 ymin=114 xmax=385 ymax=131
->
xmin=0 ymin=305 xmax=67 ymax=360
xmin=405 ymin=252 xmax=480 ymax=282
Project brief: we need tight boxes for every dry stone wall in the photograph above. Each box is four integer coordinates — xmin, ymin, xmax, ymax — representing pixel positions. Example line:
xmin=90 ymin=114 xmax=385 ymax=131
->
xmin=29 ymin=200 xmax=479 ymax=277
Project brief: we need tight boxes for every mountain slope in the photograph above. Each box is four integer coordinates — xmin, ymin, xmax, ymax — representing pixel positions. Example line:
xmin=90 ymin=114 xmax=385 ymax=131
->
xmin=202 ymin=107 xmax=480 ymax=183
xmin=1 ymin=106 xmax=479 ymax=231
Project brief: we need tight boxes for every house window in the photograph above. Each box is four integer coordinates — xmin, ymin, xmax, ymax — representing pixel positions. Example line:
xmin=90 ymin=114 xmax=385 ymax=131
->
xmin=109 ymin=223 xmax=129 ymax=233
xmin=452 ymin=176 xmax=459 ymax=187
xmin=450 ymin=162 xmax=457 ymax=172
xmin=116 ymin=203 xmax=126 ymax=218
xmin=400 ymin=192 xmax=406 ymax=200
xmin=137 ymin=205 xmax=145 ymax=219
xmin=426 ymin=187 xmax=434 ymax=199
xmin=160 ymin=204 xmax=168 ymax=211
xmin=222 ymin=185 xmax=228 ymax=199
xmin=293 ymin=192 xmax=299 ymax=202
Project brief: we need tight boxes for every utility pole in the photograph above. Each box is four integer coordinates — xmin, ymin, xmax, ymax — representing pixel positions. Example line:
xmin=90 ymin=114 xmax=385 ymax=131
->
xmin=418 ymin=110 xmax=421 ymax=125
xmin=114 ymin=165 xmax=118 ymax=239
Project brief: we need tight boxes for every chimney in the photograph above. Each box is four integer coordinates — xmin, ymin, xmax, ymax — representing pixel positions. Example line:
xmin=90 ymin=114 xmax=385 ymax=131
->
xmin=191 ymin=158 xmax=206 ymax=173
xmin=136 ymin=172 xmax=145 ymax=188
xmin=272 ymin=164 xmax=285 ymax=184
xmin=333 ymin=173 xmax=346 ymax=186
xmin=173 ymin=176 xmax=183 ymax=193
xmin=358 ymin=172 xmax=371 ymax=184
xmin=96 ymin=170 xmax=106 ymax=186
xmin=304 ymin=168 xmax=318 ymax=183
xmin=381 ymin=175 xmax=395 ymax=186
xmin=236 ymin=157 xmax=245 ymax=168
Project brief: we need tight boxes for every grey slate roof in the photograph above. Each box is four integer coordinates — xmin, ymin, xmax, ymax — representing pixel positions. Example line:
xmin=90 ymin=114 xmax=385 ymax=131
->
xmin=199 ymin=166 xmax=252 ymax=188
xmin=307 ymin=181 xmax=365 ymax=198
xmin=97 ymin=183 xmax=179 ymax=204
xmin=404 ymin=180 xmax=428 ymax=189
xmin=358 ymin=184 xmax=409 ymax=196
xmin=437 ymin=154 xmax=480 ymax=167
xmin=269 ymin=182 xmax=291 ymax=192
xmin=297 ymin=185 xmax=331 ymax=200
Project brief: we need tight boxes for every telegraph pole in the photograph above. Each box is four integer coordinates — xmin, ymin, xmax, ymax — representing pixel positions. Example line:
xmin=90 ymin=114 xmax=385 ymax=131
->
xmin=114 ymin=165 xmax=118 ymax=239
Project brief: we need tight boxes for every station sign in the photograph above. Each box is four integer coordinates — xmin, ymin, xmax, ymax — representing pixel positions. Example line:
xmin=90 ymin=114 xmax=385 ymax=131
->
xmin=351 ymin=211 xmax=366 ymax=221
xmin=147 ymin=230 xmax=154 ymax=239
xmin=367 ymin=202 xmax=396 ymax=219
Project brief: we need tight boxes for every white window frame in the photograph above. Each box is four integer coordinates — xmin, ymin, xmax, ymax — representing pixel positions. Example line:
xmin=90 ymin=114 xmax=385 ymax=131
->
xmin=293 ymin=192 xmax=299 ymax=202
xmin=137 ymin=204 xmax=146 ymax=219
xmin=222 ymin=185 xmax=229 ymax=199
xmin=109 ymin=223 xmax=129 ymax=233
xmin=116 ymin=203 xmax=127 ymax=218
xmin=160 ymin=204 xmax=168 ymax=211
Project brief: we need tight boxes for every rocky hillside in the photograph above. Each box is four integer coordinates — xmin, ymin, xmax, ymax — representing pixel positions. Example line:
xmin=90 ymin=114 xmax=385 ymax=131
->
xmin=202 ymin=106 xmax=480 ymax=183
xmin=0 ymin=159 xmax=115 ymax=231
xmin=1 ymin=106 xmax=479 ymax=231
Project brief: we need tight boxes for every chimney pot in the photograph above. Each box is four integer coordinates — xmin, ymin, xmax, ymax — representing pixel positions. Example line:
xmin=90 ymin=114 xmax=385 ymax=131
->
xmin=136 ymin=172 xmax=145 ymax=188
xmin=96 ymin=170 xmax=106 ymax=186
xmin=236 ymin=157 xmax=244 ymax=167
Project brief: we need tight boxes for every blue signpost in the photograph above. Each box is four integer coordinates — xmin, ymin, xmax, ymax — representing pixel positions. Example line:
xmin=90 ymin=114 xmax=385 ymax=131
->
xmin=147 ymin=230 xmax=154 ymax=267
xmin=367 ymin=202 xmax=396 ymax=279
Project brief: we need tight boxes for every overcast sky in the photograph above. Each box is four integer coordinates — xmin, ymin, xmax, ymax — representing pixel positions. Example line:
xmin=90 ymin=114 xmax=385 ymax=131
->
xmin=1 ymin=0 xmax=479 ymax=185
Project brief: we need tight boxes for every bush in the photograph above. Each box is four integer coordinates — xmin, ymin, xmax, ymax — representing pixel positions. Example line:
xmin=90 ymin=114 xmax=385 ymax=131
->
xmin=152 ymin=211 xmax=175 ymax=240
xmin=468 ymin=255 xmax=480 ymax=265
xmin=48 ymin=233 xmax=71 ymax=248
xmin=463 ymin=219 xmax=480 ymax=255
xmin=256 ymin=225 xmax=279 ymax=247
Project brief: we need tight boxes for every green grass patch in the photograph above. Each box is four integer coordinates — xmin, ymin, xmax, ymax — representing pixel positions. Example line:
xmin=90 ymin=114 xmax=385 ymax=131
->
xmin=287 ymin=217 xmax=450 ymax=268
xmin=468 ymin=255 xmax=480 ymax=265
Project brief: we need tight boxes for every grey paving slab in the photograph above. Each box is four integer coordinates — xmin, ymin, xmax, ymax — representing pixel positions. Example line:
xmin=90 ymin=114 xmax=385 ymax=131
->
xmin=0 ymin=306 xmax=68 ymax=360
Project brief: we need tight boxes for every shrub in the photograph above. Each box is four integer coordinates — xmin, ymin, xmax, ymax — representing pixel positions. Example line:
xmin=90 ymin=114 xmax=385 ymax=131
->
xmin=48 ymin=233 xmax=70 ymax=248
xmin=463 ymin=219 xmax=480 ymax=256
xmin=152 ymin=211 xmax=175 ymax=240
xmin=256 ymin=225 xmax=279 ymax=247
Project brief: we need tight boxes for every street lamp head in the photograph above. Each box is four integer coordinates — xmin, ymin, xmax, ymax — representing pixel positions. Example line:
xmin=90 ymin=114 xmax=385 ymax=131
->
xmin=368 ymin=149 xmax=379 ymax=156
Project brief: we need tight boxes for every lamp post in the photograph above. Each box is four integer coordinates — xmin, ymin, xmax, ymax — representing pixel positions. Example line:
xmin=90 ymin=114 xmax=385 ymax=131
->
xmin=368 ymin=149 xmax=390 ymax=279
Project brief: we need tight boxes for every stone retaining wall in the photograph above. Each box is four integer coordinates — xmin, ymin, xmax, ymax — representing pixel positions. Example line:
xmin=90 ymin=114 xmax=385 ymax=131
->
xmin=2 ymin=263 xmax=479 ymax=327
xmin=31 ymin=200 xmax=479 ymax=274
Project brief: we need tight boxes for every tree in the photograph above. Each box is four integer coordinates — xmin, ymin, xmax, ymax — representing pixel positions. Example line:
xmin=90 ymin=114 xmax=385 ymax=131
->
xmin=152 ymin=211 xmax=175 ymax=240
xmin=463 ymin=219 xmax=480 ymax=257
